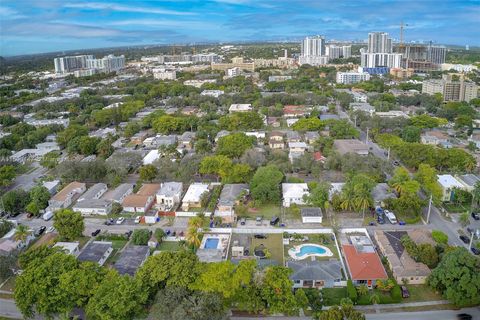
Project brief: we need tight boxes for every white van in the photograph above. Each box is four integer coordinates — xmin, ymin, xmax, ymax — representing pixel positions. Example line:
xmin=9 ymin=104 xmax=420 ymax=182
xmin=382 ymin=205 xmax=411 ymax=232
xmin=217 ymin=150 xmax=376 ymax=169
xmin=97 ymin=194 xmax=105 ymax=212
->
xmin=42 ymin=211 xmax=54 ymax=221
xmin=384 ymin=210 xmax=397 ymax=224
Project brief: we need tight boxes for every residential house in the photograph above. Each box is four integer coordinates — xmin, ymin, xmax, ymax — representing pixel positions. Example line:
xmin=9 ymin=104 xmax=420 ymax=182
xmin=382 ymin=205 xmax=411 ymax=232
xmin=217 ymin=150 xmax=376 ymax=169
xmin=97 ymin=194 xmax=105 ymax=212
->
xmin=267 ymin=117 xmax=280 ymax=127
xmin=468 ymin=132 xmax=480 ymax=148
xmin=0 ymin=227 xmax=35 ymax=256
xmin=201 ymin=90 xmax=224 ymax=98
xmin=77 ymin=183 xmax=107 ymax=202
xmin=105 ymin=183 xmax=134 ymax=203
xmin=130 ymin=131 xmax=149 ymax=145
xmin=268 ymin=131 xmax=284 ymax=149
xmin=156 ymin=182 xmax=183 ymax=210
xmin=313 ymin=151 xmax=326 ymax=163
xmin=371 ymin=183 xmax=396 ymax=206
xmin=42 ymin=180 xmax=60 ymax=194
xmin=350 ymin=103 xmax=374 ymax=115
xmin=122 ymin=184 xmax=160 ymax=213
xmin=333 ymin=139 xmax=369 ymax=156
xmin=288 ymin=260 xmax=343 ymax=289
xmin=77 ymin=241 xmax=113 ymax=266
xmin=177 ymin=132 xmax=196 ymax=151
xmin=374 ymin=230 xmax=432 ymax=284
xmin=143 ymin=135 xmax=177 ymax=149
xmin=181 ymin=183 xmax=209 ymax=211
xmin=143 ymin=150 xmax=160 ymax=165
xmin=304 ymin=131 xmax=320 ymax=144
xmin=288 ymin=142 xmax=308 ymax=162
xmin=46 ymin=181 xmax=86 ymax=213
xmin=53 ymin=242 xmax=80 ymax=256
xmin=215 ymin=184 xmax=249 ymax=222
xmin=229 ymin=104 xmax=252 ymax=113
xmin=375 ymin=111 xmax=409 ymax=118
xmin=456 ymin=174 xmax=480 ymax=192
xmin=245 ymin=131 xmax=266 ymax=141
xmin=319 ymin=114 xmax=340 ymax=121
xmin=301 ymin=208 xmax=323 ymax=224
xmin=282 ymin=183 xmax=309 ymax=207
xmin=342 ymin=235 xmax=388 ymax=287
xmin=113 ymin=245 xmax=150 ymax=276
xmin=437 ymin=174 xmax=465 ymax=202
xmin=73 ymin=199 xmax=112 ymax=216
xmin=286 ymin=131 xmax=301 ymax=143
xmin=283 ymin=105 xmax=307 ymax=118
xmin=420 ymin=130 xmax=448 ymax=145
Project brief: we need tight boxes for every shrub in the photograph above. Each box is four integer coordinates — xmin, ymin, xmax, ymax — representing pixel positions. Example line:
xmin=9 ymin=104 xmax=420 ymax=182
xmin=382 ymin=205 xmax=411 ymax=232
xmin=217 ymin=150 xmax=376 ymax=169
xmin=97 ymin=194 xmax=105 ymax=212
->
xmin=431 ymin=230 xmax=448 ymax=244
xmin=132 ymin=229 xmax=150 ymax=245
xmin=391 ymin=285 xmax=402 ymax=302
xmin=346 ymin=279 xmax=357 ymax=303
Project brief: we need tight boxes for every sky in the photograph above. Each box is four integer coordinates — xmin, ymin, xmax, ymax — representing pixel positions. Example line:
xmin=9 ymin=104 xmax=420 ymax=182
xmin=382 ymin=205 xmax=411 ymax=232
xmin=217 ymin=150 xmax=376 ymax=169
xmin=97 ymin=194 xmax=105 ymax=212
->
xmin=1 ymin=0 xmax=479 ymax=56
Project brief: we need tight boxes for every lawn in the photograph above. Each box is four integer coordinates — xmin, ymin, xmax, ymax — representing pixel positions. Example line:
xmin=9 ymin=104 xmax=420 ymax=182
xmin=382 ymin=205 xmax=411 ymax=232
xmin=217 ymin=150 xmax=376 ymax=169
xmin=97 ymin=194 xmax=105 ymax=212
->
xmin=250 ymin=233 xmax=284 ymax=264
xmin=321 ymin=287 xmax=347 ymax=306
xmin=443 ymin=202 xmax=471 ymax=214
xmin=157 ymin=241 xmax=182 ymax=252
xmin=401 ymin=284 xmax=442 ymax=303
xmin=284 ymin=233 xmax=339 ymax=262
xmin=0 ymin=276 xmax=15 ymax=293
xmin=247 ymin=203 xmax=281 ymax=220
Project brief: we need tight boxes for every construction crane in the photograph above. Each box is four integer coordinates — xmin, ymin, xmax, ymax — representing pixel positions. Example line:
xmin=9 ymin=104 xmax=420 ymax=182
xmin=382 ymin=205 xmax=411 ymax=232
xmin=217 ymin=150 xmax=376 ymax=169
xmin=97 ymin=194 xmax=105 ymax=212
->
xmin=399 ymin=21 xmax=409 ymax=48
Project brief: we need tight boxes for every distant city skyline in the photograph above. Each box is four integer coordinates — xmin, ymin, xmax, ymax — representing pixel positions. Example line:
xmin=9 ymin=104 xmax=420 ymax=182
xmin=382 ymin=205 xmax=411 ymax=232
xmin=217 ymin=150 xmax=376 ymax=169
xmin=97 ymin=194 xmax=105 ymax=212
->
xmin=1 ymin=0 xmax=479 ymax=56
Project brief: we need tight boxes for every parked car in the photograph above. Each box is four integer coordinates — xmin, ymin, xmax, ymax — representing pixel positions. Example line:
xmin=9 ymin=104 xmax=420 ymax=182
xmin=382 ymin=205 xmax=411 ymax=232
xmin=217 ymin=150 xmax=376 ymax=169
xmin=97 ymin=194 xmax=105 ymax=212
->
xmin=400 ymin=285 xmax=410 ymax=298
xmin=471 ymin=247 xmax=480 ymax=255
xmin=26 ymin=213 xmax=34 ymax=219
xmin=116 ymin=217 xmax=125 ymax=225
xmin=471 ymin=212 xmax=480 ymax=220
xmin=457 ymin=314 xmax=472 ymax=320
xmin=393 ymin=160 xmax=400 ymax=166
xmin=91 ymin=229 xmax=101 ymax=237
xmin=34 ymin=226 xmax=46 ymax=237
xmin=399 ymin=221 xmax=406 ymax=225
xmin=239 ymin=217 xmax=246 ymax=225
xmin=377 ymin=215 xmax=385 ymax=224
xmin=125 ymin=230 xmax=133 ymax=238
xmin=254 ymin=234 xmax=267 ymax=239
xmin=270 ymin=216 xmax=279 ymax=226
xmin=46 ymin=226 xmax=55 ymax=233
xmin=166 ymin=230 xmax=171 ymax=236
xmin=134 ymin=216 xmax=141 ymax=224
xmin=459 ymin=235 xmax=470 ymax=244
xmin=255 ymin=216 xmax=262 ymax=226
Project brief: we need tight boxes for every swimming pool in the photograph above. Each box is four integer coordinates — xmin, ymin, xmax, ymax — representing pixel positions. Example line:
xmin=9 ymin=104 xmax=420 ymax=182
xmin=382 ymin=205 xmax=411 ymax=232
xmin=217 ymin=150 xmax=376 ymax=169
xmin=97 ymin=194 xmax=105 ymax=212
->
xmin=204 ymin=238 xmax=219 ymax=249
xmin=288 ymin=244 xmax=333 ymax=260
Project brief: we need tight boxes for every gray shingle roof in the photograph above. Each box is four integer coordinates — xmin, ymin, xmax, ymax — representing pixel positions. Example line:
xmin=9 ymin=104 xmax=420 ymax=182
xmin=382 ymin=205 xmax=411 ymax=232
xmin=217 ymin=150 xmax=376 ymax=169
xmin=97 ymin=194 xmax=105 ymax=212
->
xmin=288 ymin=260 xmax=342 ymax=281
xmin=218 ymin=184 xmax=249 ymax=207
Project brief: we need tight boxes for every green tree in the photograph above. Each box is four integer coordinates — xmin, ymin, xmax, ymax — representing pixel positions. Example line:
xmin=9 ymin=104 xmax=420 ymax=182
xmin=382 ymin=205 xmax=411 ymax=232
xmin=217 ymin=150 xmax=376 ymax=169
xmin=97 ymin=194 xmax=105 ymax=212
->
xmin=216 ymin=132 xmax=254 ymax=158
xmin=86 ymin=270 xmax=147 ymax=320
xmin=154 ymin=228 xmax=166 ymax=243
xmin=56 ymin=124 xmax=88 ymax=148
xmin=458 ymin=212 xmax=470 ymax=228
xmin=401 ymin=126 xmax=421 ymax=142
xmin=40 ymin=151 xmax=61 ymax=169
xmin=295 ymin=288 xmax=309 ymax=310
xmin=369 ymin=293 xmax=380 ymax=304
xmin=261 ymin=266 xmax=298 ymax=315
xmin=414 ymin=164 xmax=443 ymax=203
xmin=14 ymin=252 xmax=79 ymax=318
xmin=132 ymin=229 xmax=150 ymax=245
xmin=356 ymin=285 xmax=369 ymax=297
xmin=346 ymin=279 xmax=358 ymax=302
xmin=223 ymin=164 xmax=252 ymax=183
xmin=292 ymin=117 xmax=325 ymax=131
xmin=389 ymin=167 xmax=420 ymax=196
xmin=428 ymin=247 xmax=480 ymax=307
xmin=431 ymin=230 xmax=448 ymax=245
xmin=1 ymin=189 xmax=30 ymax=216
xmin=304 ymin=182 xmax=331 ymax=209
xmin=26 ymin=185 xmax=50 ymax=215
xmin=0 ymin=165 xmax=16 ymax=187
xmin=53 ymin=209 xmax=85 ymax=241
xmin=139 ymin=164 xmax=158 ymax=182
xmin=0 ymin=251 xmax=17 ymax=281
xmin=250 ymin=165 xmax=284 ymax=203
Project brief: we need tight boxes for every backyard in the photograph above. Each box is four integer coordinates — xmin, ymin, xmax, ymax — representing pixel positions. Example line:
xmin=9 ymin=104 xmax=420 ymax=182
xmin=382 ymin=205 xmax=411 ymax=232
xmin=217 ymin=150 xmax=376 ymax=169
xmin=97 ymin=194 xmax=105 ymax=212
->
xmin=250 ymin=233 xmax=284 ymax=264
xmin=246 ymin=203 xmax=281 ymax=220
xmin=157 ymin=241 xmax=182 ymax=252
xmin=284 ymin=233 xmax=340 ymax=262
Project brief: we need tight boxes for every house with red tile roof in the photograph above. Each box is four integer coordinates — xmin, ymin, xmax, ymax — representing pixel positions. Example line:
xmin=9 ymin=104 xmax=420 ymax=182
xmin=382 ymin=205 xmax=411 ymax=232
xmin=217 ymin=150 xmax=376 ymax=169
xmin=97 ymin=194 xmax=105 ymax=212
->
xmin=342 ymin=235 xmax=387 ymax=287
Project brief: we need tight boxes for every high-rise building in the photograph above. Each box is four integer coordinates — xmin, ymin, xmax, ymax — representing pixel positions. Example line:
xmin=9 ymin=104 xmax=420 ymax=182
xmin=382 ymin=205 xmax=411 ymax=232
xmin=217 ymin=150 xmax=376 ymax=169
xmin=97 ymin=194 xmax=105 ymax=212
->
xmin=301 ymin=36 xmax=326 ymax=57
xmin=326 ymin=45 xmax=352 ymax=59
xmin=361 ymin=32 xmax=402 ymax=69
xmin=336 ymin=72 xmax=371 ymax=84
xmin=368 ymin=32 xmax=392 ymax=53
xmin=86 ymin=55 xmax=125 ymax=72
xmin=54 ymin=55 xmax=93 ymax=74
xmin=426 ymin=45 xmax=446 ymax=65
xmin=397 ymin=44 xmax=446 ymax=72
xmin=422 ymin=74 xmax=478 ymax=102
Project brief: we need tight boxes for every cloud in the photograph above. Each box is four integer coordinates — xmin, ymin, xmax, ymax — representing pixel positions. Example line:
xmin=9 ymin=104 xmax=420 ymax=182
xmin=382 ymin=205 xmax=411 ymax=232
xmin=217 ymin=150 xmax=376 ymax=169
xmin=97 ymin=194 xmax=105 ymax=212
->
xmin=64 ymin=2 xmax=195 ymax=16
xmin=0 ymin=6 xmax=26 ymax=19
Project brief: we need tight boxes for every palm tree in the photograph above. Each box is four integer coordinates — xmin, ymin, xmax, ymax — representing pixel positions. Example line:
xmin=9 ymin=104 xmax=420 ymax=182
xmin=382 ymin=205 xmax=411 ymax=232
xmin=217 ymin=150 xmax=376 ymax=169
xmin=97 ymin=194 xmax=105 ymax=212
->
xmin=186 ymin=226 xmax=201 ymax=248
xmin=370 ymin=293 xmax=380 ymax=305
xmin=471 ymin=181 xmax=480 ymax=207
xmin=354 ymin=188 xmax=372 ymax=220
xmin=357 ymin=285 xmax=369 ymax=297
xmin=14 ymin=225 xmax=31 ymax=243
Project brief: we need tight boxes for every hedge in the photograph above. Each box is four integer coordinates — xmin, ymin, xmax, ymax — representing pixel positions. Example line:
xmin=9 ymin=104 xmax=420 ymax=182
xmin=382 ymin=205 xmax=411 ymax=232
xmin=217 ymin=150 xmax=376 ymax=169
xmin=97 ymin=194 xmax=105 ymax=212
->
xmin=346 ymin=279 xmax=358 ymax=302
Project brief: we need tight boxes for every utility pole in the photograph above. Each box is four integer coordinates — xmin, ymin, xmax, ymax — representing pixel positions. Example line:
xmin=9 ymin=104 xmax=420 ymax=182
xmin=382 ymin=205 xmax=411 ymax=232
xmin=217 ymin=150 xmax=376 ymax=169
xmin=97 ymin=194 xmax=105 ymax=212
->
xmin=387 ymin=147 xmax=391 ymax=160
xmin=366 ymin=127 xmax=369 ymax=144
xmin=354 ymin=115 xmax=357 ymax=128
xmin=426 ymin=194 xmax=433 ymax=224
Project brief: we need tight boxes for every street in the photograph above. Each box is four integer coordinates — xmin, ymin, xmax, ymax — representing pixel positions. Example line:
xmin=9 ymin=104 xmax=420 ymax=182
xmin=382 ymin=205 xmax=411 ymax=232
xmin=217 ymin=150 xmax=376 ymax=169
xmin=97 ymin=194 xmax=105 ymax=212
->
xmin=5 ymin=162 xmax=47 ymax=192
xmin=366 ymin=307 xmax=480 ymax=320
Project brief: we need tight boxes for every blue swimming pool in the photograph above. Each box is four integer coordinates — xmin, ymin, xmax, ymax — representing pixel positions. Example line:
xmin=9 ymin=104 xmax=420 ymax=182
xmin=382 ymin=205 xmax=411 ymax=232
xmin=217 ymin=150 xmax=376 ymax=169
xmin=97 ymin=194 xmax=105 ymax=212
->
xmin=296 ymin=245 xmax=326 ymax=257
xmin=204 ymin=238 xmax=219 ymax=249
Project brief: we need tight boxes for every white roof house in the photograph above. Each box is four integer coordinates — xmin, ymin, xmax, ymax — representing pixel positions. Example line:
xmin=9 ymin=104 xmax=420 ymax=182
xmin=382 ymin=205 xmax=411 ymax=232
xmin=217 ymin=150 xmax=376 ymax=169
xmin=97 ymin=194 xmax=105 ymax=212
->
xmin=143 ymin=150 xmax=160 ymax=165
xmin=53 ymin=242 xmax=80 ymax=256
xmin=282 ymin=183 xmax=309 ymax=208
xmin=229 ymin=104 xmax=252 ymax=113
xmin=181 ymin=183 xmax=209 ymax=210
xmin=437 ymin=174 xmax=465 ymax=202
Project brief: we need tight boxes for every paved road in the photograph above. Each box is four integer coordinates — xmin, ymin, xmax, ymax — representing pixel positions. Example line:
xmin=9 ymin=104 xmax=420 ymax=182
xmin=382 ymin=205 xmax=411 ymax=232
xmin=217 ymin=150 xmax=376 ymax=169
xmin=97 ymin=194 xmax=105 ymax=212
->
xmin=5 ymin=163 xmax=47 ymax=192
xmin=366 ymin=307 xmax=480 ymax=320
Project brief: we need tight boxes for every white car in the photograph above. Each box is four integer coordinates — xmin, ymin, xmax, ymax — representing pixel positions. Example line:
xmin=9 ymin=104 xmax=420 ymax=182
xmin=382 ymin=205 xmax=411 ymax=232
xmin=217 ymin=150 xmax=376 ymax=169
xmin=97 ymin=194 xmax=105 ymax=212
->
xmin=116 ymin=217 xmax=125 ymax=225
xmin=46 ymin=226 xmax=55 ymax=233
xmin=134 ymin=216 xmax=141 ymax=224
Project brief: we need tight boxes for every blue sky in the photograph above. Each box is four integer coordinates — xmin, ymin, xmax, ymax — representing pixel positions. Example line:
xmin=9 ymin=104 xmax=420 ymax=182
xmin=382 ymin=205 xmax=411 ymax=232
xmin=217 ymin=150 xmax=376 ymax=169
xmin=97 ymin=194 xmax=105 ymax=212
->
xmin=1 ymin=0 xmax=479 ymax=56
